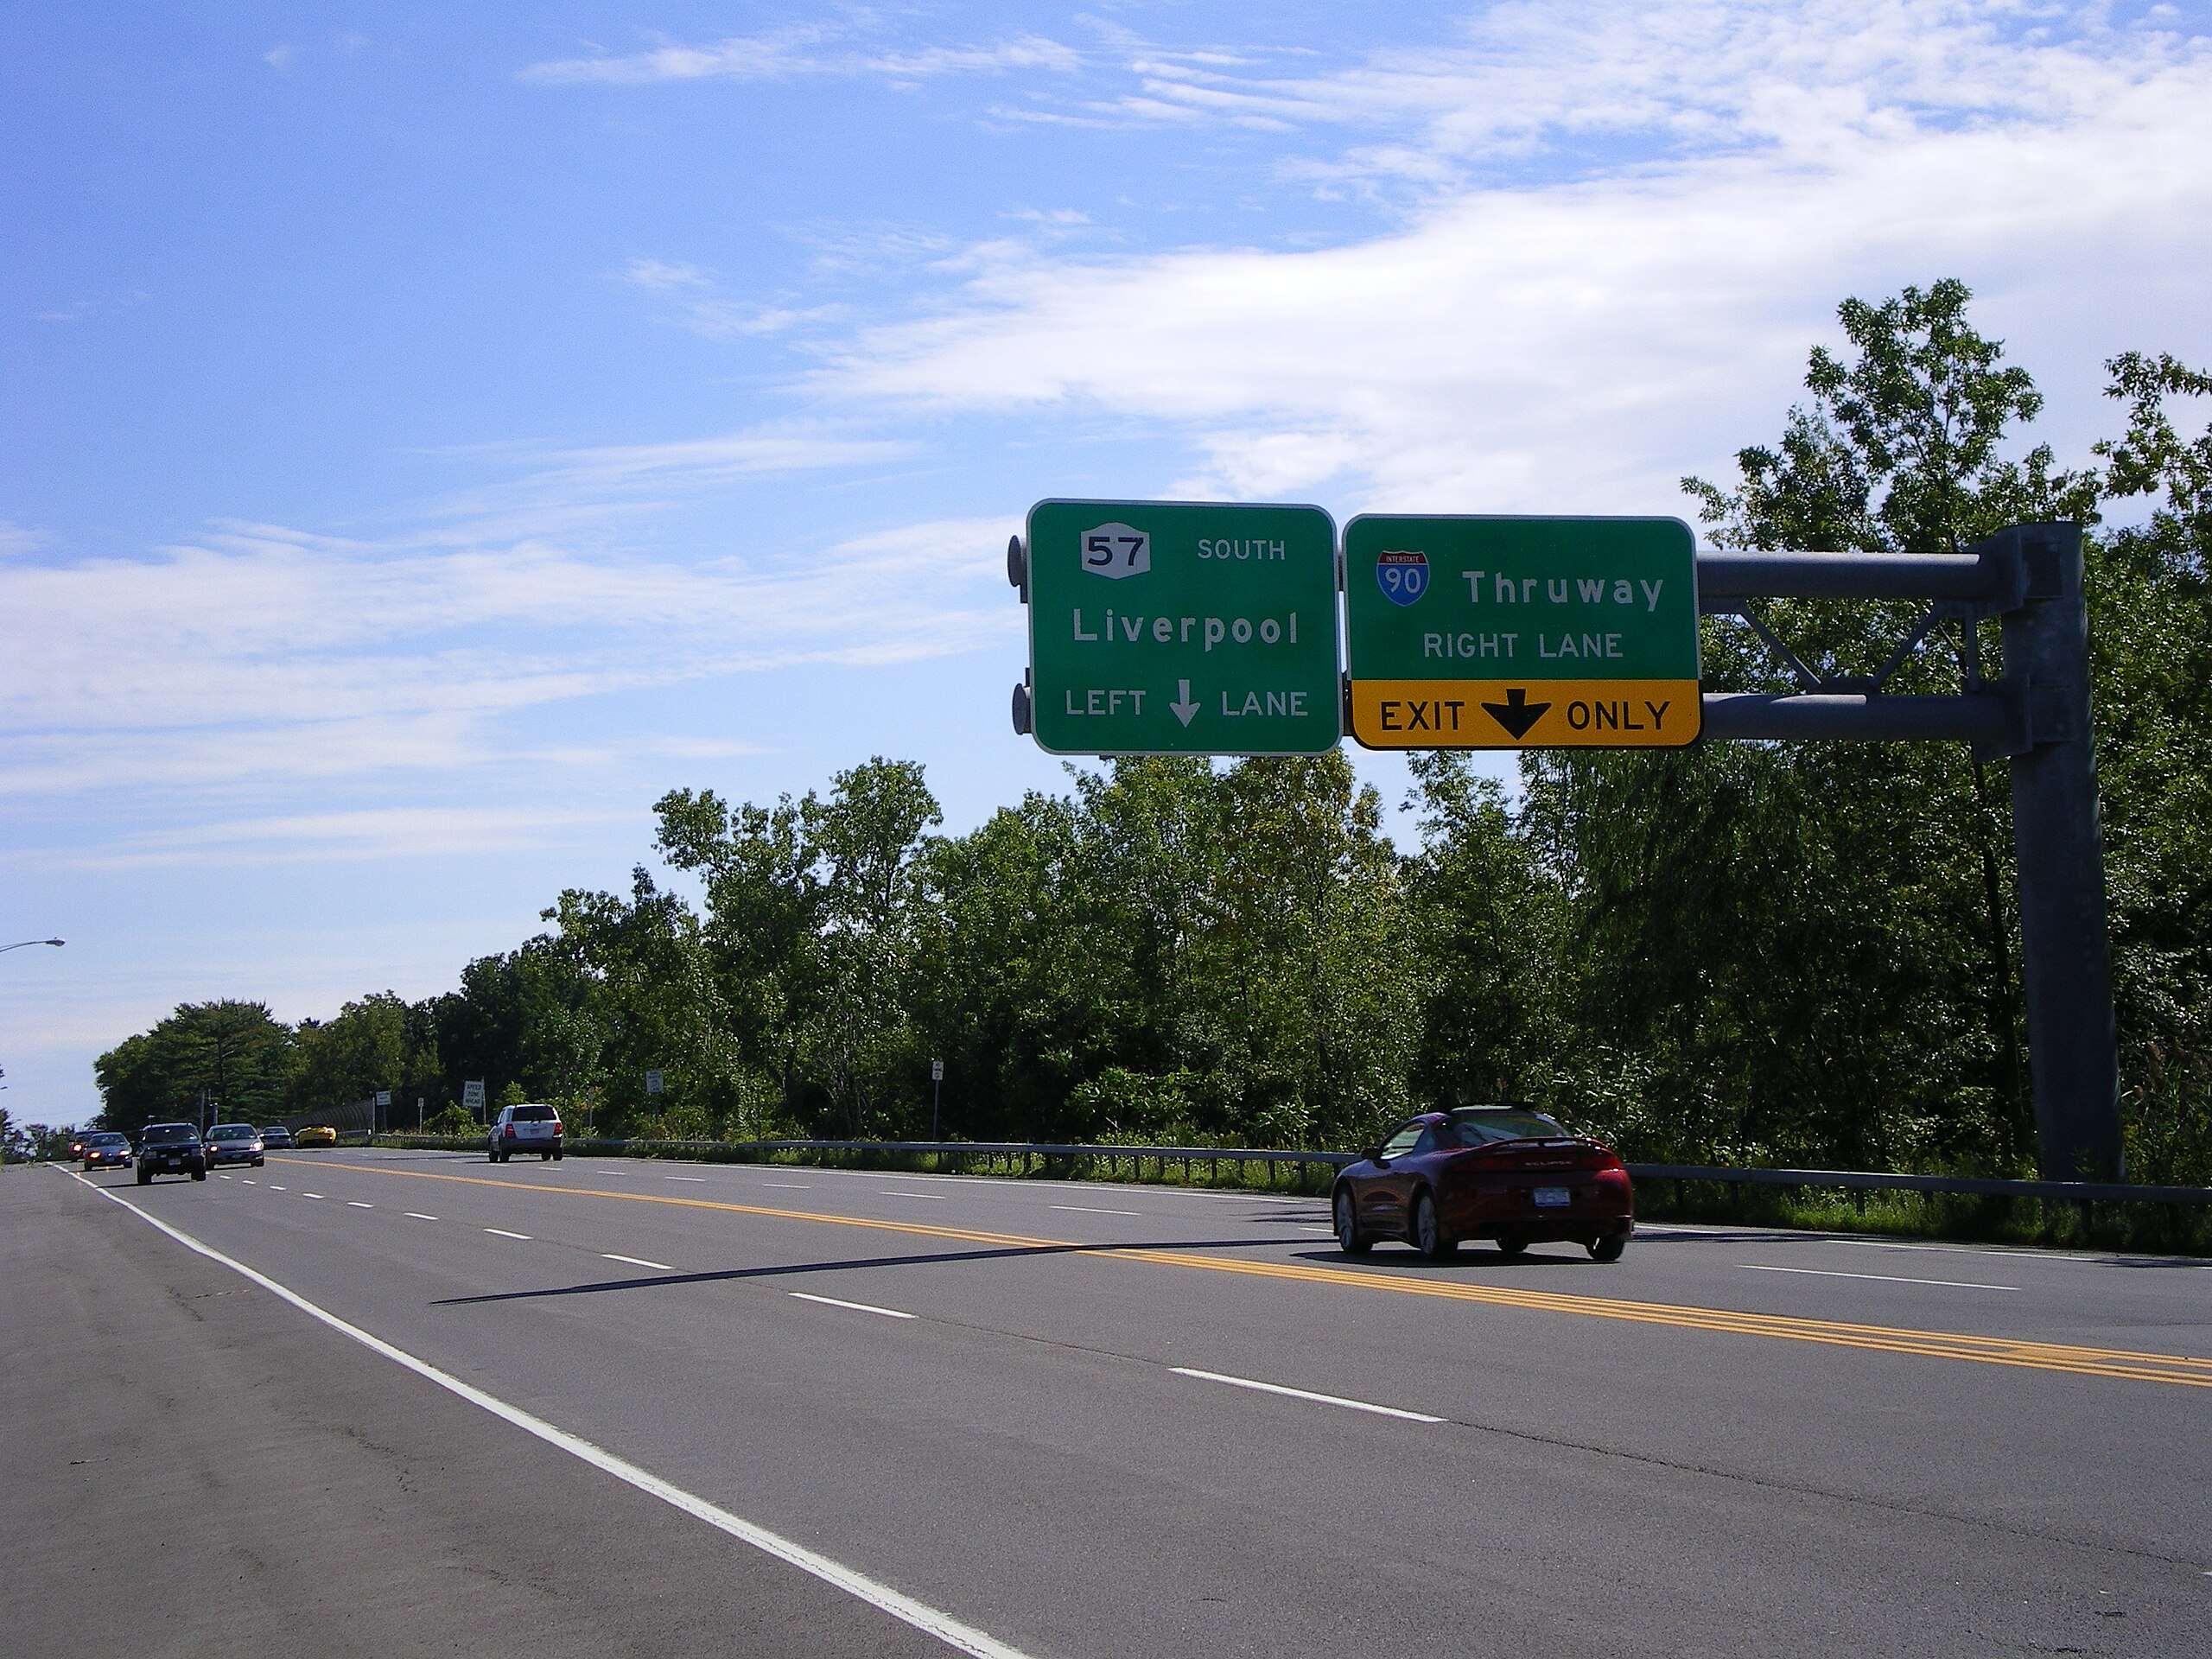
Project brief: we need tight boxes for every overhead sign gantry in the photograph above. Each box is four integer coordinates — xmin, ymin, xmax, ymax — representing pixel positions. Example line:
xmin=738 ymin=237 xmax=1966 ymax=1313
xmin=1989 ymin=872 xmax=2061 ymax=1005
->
xmin=1007 ymin=502 xmax=2119 ymax=1185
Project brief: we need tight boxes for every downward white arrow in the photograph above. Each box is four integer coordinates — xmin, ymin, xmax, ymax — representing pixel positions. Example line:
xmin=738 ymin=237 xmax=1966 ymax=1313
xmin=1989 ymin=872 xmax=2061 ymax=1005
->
xmin=1170 ymin=679 xmax=1200 ymax=726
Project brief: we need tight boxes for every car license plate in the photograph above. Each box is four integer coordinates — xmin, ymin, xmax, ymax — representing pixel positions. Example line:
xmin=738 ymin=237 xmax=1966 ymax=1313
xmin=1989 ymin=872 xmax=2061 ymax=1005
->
xmin=1533 ymin=1185 xmax=1572 ymax=1208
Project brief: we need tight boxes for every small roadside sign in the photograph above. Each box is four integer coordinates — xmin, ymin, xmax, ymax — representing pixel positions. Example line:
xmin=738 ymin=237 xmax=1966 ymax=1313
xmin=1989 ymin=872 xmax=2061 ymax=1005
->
xmin=645 ymin=1069 xmax=664 ymax=1095
xmin=1019 ymin=499 xmax=1341 ymax=756
xmin=463 ymin=1079 xmax=486 ymax=1116
xmin=1344 ymin=515 xmax=1701 ymax=749
xmin=374 ymin=1090 xmax=392 ymax=1108
xmin=931 ymin=1059 xmax=944 ymax=1082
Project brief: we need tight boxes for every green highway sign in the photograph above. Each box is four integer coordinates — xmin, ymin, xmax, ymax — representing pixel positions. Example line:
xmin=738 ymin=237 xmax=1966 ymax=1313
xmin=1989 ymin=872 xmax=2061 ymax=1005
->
xmin=1343 ymin=515 xmax=1701 ymax=749
xmin=1018 ymin=499 xmax=1341 ymax=755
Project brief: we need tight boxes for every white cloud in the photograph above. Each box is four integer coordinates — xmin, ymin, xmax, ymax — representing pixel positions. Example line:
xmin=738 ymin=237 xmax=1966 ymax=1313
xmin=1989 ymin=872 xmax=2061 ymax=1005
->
xmin=620 ymin=257 xmax=713 ymax=291
xmin=815 ymin=3 xmax=2212 ymax=511
xmin=615 ymin=258 xmax=840 ymax=342
xmin=59 ymin=805 xmax=632 ymax=868
xmin=524 ymin=26 xmax=1078 ymax=86
xmin=0 ymin=521 xmax=50 ymax=558
xmin=0 ymin=512 xmax=1015 ymax=798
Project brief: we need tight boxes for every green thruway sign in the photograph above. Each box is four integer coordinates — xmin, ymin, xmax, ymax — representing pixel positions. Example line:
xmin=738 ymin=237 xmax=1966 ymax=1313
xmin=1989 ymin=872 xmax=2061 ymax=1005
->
xmin=1343 ymin=515 xmax=1702 ymax=749
xmin=1017 ymin=499 xmax=1341 ymax=755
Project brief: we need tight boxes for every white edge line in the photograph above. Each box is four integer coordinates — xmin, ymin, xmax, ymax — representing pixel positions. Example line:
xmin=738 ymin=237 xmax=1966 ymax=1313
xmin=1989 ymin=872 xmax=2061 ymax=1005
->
xmin=602 ymin=1252 xmax=676 ymax=1272
xmin=789 ymin=1291 xmax=916 ymax=1320
xmin=1740 ymin=1264 xmax=2018 ymax=1292
xmin=1171 ymin=1366 xmax=1443 ymax=1422
xmin=56 ymin=1167 xmax=1032 ymax=1659
xmin=483 ymin=1228 xmax=533 ymax=1240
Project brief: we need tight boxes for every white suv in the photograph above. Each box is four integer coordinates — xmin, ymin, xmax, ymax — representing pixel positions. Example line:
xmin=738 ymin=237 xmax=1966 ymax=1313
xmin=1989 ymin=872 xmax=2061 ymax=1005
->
xmin=488 ymin=1103 xmax=563 ymax=1163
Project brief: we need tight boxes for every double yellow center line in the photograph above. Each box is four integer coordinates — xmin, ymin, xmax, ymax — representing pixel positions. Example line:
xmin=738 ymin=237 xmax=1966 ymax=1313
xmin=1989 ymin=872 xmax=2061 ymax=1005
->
xmin=288 ymin=1158 xmax=2212 ymax=1389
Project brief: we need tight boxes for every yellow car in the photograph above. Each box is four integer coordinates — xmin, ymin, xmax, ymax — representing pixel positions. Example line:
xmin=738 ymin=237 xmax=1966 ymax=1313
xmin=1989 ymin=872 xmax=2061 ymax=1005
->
xmin=293 ymin=1125 xmax=339 ymax=1147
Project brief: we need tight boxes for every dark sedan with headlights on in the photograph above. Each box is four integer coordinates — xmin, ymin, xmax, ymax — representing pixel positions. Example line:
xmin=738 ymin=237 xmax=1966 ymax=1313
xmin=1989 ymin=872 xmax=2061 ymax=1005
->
xmin=205 ymin=1123 xmax=265 ymax=1166
xmin=80 ymin=1132 xmax=132 ymax=1170
xmin=1333 ymin=1107 xmax=1633 ymax=1262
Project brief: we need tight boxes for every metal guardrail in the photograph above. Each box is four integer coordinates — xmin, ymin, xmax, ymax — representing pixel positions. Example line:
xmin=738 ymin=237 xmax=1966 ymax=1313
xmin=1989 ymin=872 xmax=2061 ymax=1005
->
xmin=368 ymin=1132 xmax=2212 ymax=1205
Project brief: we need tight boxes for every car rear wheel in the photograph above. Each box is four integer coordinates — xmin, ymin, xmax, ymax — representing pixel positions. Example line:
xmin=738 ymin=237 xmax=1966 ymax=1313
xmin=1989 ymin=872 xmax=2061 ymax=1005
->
xmin=1589 ymin=1234 xmax=1626 ymax=1262
xmin=1495 ymin=1236 xmax=1529 ymax=1259
xmin=137 ymin=1171 xmax=150 ymax=1185
xmin=1333 ymin=1187 xmax=1371 ymax=1256
xmin=1414 ymin=1191 xmax=1456 ymax=1260
xmin=191 ymin=1169 xmax=207 ymax=1180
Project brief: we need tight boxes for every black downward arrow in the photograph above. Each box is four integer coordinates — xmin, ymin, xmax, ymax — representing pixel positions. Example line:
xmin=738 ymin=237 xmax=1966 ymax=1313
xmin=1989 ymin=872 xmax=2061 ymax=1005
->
xmin=1481 ymin=687 xmax=1551 ymax=740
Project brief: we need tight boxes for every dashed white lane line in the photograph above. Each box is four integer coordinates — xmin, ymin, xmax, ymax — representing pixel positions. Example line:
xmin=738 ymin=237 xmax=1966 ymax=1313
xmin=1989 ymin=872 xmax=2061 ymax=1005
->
xmin=304 ymin=1192 xmax=325 ymax=1200
xmin=347 ymin=1201 xmax=374 ymax=1209
xmin=762 ymin=1182 xmax=811 ymax=1188
xmin=1828 ymin=1239 xmax=2105 ymax=1265
xmin=790 ymin=1291 xmax=915 ymax=1320
xmin=1740 ymin=1264 xmax=2018 ymax=1292
xmin=1052 ymin=1205 xmax=1141 ymax=1217
xmin=404 ymin=1212 xmax=439 ymax=1221
xmin=603 ymin=1252 xmax=676 ymax=1272
xmin=1171 ymin=1367 xmax=1444 ymax=1423
xmin=883 ymin=1191 xmax=947 ymax=1200
xmin=664 ymin=1175 xmax=708 ymax=1183
xmin=484 ymin=1228 xmax=533 ymax=1241
xmin=62 ymin=1169 xmax=1034 ymax=1659
xmin=240 ymin=1179 xmax=256 ymax=1184
xmin=267 ymin=1185 xmax=286 ymax=1191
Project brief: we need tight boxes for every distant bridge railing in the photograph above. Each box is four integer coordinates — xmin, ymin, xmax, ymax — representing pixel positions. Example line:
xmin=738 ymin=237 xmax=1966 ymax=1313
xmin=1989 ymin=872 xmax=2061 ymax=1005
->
xmin=365 ymin=1132 xmax=2212 ymax=1206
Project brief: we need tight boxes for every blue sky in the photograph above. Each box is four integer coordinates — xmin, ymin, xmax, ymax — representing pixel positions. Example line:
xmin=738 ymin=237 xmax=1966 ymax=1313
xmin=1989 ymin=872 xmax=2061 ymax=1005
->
xmin=6 ymin=2 xmax=2210 ymax=1123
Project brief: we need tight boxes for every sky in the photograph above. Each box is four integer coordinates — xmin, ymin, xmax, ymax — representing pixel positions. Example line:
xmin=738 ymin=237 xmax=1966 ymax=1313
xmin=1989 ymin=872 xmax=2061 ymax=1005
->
xmin=5 ymin=1 xmax=2210 ymax=1124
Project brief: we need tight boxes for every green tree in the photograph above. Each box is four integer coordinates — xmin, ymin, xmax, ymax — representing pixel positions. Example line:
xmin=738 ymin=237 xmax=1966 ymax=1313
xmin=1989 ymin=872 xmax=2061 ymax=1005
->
xmin=289 ymin=993 xmax=409 ymax=1117
xmin=95 ymin=1001 xmax=295 ymax=1137
xmin=1402 ymin=753 xmax=1564 ymax=1110
xmin=2087 ymin=352 xmax=2212 ymax=1182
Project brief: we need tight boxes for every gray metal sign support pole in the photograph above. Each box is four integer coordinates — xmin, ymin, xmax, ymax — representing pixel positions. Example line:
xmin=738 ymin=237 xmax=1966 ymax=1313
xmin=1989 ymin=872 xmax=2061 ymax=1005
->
xmin=1996 ymin=524 xmax=2123 ymax=1179
xmin=1697 ymin=524 xmax=2122 ymax=1181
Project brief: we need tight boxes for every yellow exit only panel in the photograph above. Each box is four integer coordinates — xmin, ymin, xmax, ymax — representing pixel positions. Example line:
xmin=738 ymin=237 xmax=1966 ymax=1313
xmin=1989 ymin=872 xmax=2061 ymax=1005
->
xmin=1348 ymin=678 xmax=1701 ymax=749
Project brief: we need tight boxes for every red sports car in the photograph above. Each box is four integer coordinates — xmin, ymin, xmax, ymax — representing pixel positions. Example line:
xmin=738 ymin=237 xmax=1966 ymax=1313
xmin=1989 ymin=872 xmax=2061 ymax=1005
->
xmin=1333 ymin=1106 xmax=1634 ymax=1262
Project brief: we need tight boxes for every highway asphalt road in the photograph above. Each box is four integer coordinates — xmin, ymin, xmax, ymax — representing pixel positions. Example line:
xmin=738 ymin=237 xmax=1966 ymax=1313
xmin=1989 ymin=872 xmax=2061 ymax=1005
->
xmin=8 ymin=1149 xmax=2209 ymax=1658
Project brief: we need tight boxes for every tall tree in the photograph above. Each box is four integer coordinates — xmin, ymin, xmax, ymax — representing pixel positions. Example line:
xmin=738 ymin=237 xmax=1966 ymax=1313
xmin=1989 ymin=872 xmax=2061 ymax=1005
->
xmin=95 ymin=1001 xmax=294 ymax=1137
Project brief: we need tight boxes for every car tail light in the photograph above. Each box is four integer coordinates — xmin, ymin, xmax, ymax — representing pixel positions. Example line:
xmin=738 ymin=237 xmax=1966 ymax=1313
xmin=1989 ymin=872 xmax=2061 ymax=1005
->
xmin=549 ymin=1121 xmax=562 ymax=1135
xmin=503 ymin=1125 xmax=517 ymax=1137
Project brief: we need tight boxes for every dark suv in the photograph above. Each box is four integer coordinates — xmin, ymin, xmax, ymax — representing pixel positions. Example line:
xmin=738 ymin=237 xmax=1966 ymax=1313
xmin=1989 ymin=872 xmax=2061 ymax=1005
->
xmin=137 ymin=1122 xmax=207 ymax=1183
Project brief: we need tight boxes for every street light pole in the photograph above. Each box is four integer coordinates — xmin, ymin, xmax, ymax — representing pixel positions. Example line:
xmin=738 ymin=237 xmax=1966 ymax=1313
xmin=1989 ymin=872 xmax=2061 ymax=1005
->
xmin=0 ymin=939 xmax=65 ymax=954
